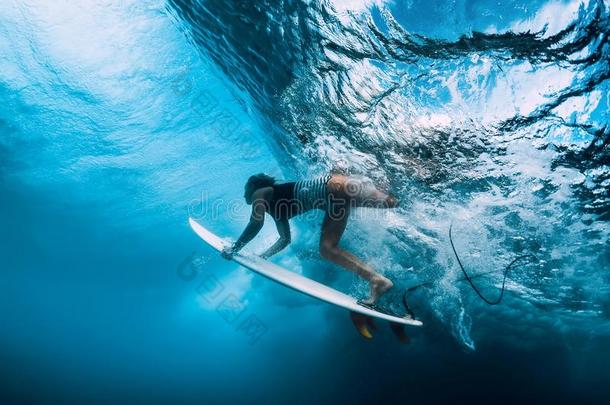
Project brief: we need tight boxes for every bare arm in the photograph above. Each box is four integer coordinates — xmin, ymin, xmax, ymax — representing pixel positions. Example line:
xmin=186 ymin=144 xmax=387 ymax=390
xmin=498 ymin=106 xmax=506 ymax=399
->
xmin=222 ymin=190 xmax=267 ymax=259
xmin=260 ymin=217 xmax=291 ymax=259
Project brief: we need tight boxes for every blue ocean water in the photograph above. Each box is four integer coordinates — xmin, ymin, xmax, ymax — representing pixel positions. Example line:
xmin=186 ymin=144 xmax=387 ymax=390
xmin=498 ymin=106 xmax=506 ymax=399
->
xmin=0 ymin=0 xmax=609 ymax=402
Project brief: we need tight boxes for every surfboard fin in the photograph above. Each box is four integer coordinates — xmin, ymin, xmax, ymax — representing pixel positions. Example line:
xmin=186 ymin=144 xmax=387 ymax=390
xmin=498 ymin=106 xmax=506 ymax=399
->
xmin=389 ymin=322 xmax=410 ymax=344
xmin=366 ymin=315 xmax=377 ymax=331
xmin=350 ymin=311 xmax=374 ymax=339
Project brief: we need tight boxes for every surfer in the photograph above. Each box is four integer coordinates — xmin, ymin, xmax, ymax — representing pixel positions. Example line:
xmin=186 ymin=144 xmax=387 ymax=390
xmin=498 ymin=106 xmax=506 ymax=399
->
xmin=221 ymin=173 xmax=399 ymax=305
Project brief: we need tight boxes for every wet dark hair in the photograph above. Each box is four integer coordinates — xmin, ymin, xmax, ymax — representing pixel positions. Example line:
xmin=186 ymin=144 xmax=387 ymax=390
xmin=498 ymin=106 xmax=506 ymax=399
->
xmin=244 ymin=173 xmax=275 ymax=204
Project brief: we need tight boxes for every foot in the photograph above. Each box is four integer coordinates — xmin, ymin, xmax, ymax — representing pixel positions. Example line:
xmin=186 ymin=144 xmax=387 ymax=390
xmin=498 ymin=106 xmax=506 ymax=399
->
xmin=362 ymin=275 xmax=393 ymax=306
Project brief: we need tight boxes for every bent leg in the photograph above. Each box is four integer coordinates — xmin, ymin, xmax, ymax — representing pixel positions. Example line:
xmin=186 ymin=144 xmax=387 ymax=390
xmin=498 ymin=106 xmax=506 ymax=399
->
xmin=342 ymin=176 xmax=399 ymax=208
xmin=359 ymin=188 xmax=399 ymax=208
xmin=319 ymin=207 xmax=393 ymax=304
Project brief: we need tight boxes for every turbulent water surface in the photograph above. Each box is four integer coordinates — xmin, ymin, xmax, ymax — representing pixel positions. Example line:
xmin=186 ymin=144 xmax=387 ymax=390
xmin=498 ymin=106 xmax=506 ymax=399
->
xmin=1 ymin=0 xmax=609 ymax=402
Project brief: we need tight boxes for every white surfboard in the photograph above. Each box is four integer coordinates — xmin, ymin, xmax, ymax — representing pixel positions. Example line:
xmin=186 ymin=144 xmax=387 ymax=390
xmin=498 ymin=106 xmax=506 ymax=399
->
xmin=189 ymin=218 xmax=423 ymax=327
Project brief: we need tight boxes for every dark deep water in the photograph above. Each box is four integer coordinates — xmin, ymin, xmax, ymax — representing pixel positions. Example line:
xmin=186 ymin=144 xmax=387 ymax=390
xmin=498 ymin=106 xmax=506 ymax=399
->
xmin=1 ymin=0 xmax=609 ymax=403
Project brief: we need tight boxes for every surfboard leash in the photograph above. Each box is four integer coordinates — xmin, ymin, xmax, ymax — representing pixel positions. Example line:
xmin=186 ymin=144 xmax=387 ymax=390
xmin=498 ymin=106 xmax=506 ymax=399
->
xmin=401 ymin=225 xmax=538 ymax=315
xmin=449 ymin=224 xmax=538 ymax=305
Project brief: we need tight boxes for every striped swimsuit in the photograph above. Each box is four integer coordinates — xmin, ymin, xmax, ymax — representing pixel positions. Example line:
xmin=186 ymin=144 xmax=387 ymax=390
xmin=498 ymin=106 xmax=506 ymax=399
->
xmin=293 ymin=174 xmax=333 ymax=211
xmin=270 ymin=174 xmax=332 ymax=219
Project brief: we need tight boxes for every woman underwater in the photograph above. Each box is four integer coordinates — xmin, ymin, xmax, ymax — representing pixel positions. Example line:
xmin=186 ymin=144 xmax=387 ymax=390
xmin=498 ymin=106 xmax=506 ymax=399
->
xmin=221 ymin=173 xmax=400 ymax=305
